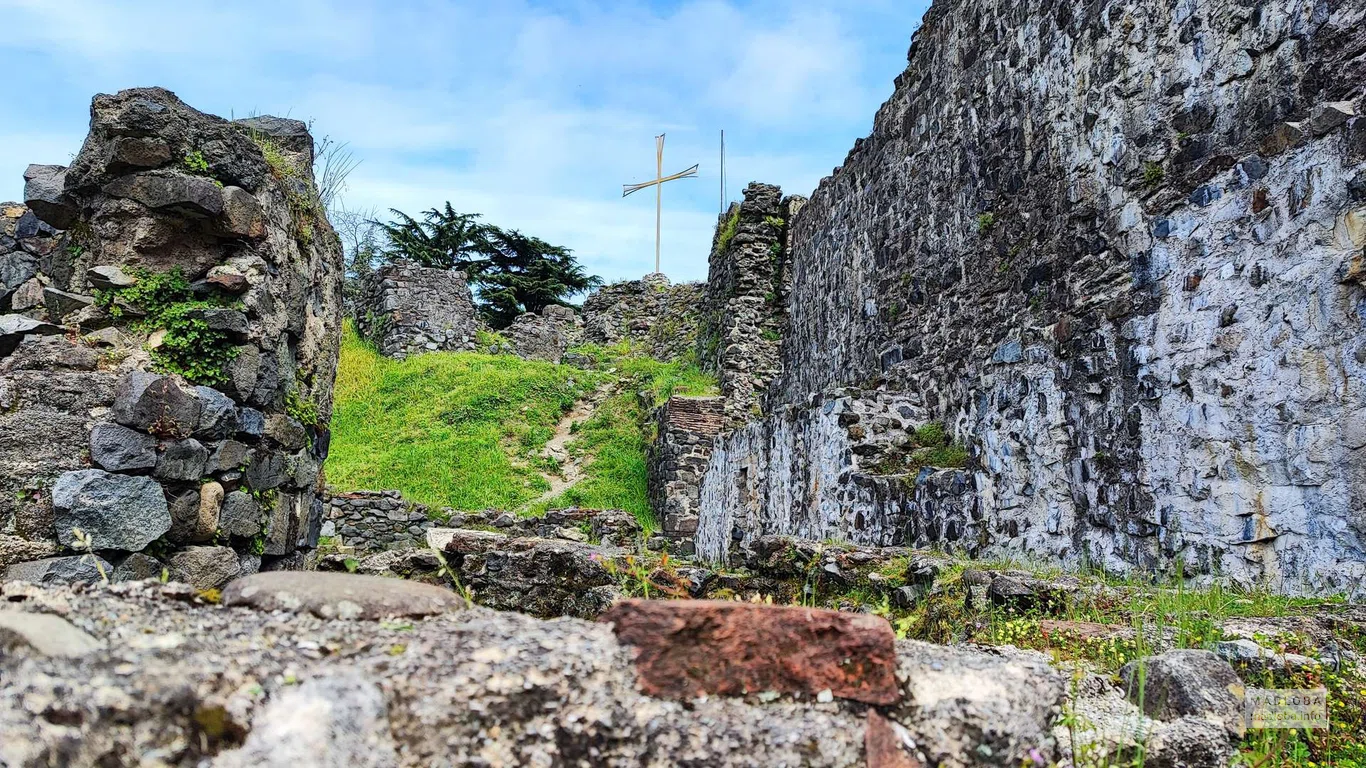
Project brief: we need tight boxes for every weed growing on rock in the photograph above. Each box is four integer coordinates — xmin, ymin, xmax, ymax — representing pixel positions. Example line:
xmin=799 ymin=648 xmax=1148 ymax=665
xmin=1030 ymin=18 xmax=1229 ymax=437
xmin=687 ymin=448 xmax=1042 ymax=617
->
xmin=716 ymin=207 xmax=741 ymax=253
xmin=976 ymin=212 xmax=996 ymax=233
xmin=95 ymin=268 xmax=240 ymax=385
xmin=182 ymin=150 xmax=222 ymax=186
xmin=1142 ymin=162 xmax=1165 ymax=187
xmin=69 ymin=527 xmax=109 ymax=584
xmin=248 ymin=132 xmax=297 ymax=181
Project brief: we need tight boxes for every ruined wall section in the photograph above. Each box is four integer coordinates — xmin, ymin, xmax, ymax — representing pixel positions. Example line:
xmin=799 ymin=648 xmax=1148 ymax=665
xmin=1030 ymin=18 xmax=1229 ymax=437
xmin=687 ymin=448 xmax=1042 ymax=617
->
xmin=647 ymin=396 xmax=726 ymax=554
xmin=701 ymin=1 xmax=1366 ymax=595
xmin=695 ymin=183 xmax=804 ymax=425
xmin=0 ymin=87 xmax=343 ymax=581
xmin=353 ymin=262 xmax=478 ymax=359
xmin=581 ymin=273 xmax=702 ymax=362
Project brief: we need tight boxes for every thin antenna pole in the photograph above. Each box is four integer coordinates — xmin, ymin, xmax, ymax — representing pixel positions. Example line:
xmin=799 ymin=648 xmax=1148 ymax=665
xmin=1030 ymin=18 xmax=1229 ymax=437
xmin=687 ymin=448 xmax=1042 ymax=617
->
xmin=655 ymin=134 xmax=663 ymax=274
xmin=720 ymin=129 xmax=725 ymax=213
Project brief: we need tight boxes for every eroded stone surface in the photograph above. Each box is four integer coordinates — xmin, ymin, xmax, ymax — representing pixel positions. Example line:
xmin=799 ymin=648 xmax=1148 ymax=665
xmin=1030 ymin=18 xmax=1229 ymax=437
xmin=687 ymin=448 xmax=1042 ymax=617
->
xmin=222 ymin=571 xmax=469 ymax=619
xmin=0 ymin=581 xmax=1072 ymax=768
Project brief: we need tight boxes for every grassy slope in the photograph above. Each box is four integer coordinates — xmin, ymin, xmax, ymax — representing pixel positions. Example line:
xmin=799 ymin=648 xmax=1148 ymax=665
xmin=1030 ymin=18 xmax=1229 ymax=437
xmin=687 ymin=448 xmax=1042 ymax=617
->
xmin=330 ymin=325 xmax=597 ymax=510
xmin=329 ymin=329 xmax=717 ymax=528
xmin=530 ymin=348 xmax=718 ymax=523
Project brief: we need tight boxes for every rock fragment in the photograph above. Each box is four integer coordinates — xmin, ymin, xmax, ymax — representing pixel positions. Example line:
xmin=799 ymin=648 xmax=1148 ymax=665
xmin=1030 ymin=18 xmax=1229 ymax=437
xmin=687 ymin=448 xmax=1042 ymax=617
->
xmin=51 ymin=470 xmax=171 ymax=551
xmin=222 ymin=571 xmax=468 ymax=619
xmin=0 ymin=610 xmax=102 ymax=657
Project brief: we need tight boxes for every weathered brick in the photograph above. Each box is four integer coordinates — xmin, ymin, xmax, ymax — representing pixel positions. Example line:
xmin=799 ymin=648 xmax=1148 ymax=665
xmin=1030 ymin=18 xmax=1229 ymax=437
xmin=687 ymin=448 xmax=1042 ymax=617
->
xmin=865 ymin=710 xmax=921 ymax=768
xmin=600 ymin=599 xmax=900 ymax=705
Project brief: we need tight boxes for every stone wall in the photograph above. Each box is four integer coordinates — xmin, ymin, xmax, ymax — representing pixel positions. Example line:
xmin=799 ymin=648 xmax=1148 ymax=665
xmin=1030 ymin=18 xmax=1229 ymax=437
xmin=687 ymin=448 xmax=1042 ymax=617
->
xmin=322 ymin=489 xmax=434 ymax=552
xmin=695 ymin=389 xmax=976 ymax=561
xmin=505 ymin=304 xmax=582 ymax=363
xmin=646 ymin=396 xmax=726 ymax=554
xmin=695 ymin=183 xmax=804 ymax=425
xmin=0 ymin=203 xmax=62 ymax=317
xmin=0 ymin=87 xmax=343 ymax=584
xmin=353 ymin=262 xmax=478 ymax=359
xmin=697 ymin=1 xmax=1366 ymax=596
xmin=581 ymin=273 xmax=702 ymax=361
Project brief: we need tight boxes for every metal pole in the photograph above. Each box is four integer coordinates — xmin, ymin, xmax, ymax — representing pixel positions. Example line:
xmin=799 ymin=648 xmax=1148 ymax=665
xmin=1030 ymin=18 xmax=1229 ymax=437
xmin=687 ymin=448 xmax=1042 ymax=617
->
xmin=655 ymin=134 xmax=663 ymax=274
xmin=720 ymin=129 xmax=725 ymax=213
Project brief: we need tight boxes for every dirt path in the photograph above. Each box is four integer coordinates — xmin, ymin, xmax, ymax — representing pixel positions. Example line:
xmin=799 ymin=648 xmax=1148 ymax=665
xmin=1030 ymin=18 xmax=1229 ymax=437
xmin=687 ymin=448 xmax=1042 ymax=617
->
xmin=518 ymin=383 xmax=613 ymax=511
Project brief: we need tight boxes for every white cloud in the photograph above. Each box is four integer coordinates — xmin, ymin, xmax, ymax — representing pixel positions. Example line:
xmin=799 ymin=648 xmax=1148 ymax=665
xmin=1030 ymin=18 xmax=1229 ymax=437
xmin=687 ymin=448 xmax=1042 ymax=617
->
xmin=0 ymin=0 xmax=930 ymax=283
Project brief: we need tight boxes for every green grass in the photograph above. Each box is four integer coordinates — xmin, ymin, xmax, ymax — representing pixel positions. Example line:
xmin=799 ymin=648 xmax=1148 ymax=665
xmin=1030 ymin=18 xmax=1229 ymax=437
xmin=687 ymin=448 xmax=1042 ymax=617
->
xmin=330 ymin=329 xmax=719 ymax=528
xmin=528 ymin=345 xmax=718 ymax=529
xmin=329 ymin=324 xmax=599 ymax=510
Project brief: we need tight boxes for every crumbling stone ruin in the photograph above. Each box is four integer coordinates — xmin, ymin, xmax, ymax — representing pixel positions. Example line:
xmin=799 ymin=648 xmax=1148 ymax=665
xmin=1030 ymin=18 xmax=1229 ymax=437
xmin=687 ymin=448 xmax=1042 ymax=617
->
xmin=352 ymin=261 xmax=478 ymax=358
xmin=505 ymin=303 xmax=582 ymax=363
xmin=695 ymin=0 xmax=1366 ymax=598
xmin=580 ymin=272 xmax=703 ymax=361
xmin=0 ymin=87 xmax=343 ymax=585
xmin=696 ymin=182 xmax=804 ymax=424
xmin=646 ymin=396 xmax=726 ymax=554
xmin=322 ymin=490 xmax=434 ymax=552
xmin=3 ymin=1 xmax=1366 ymax=764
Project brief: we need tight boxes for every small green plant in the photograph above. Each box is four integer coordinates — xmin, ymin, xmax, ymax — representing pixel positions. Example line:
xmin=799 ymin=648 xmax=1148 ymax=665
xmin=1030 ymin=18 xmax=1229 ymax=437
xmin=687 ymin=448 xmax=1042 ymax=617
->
xmin=763 ymin=215 xmax=785 ymax=229
xmin=151 ymin=303 xmax=240 ymax=385
xmin=760 ymin=328 xmax=781 ymax=342
xmin=95 ymin=268 xmax=242 ymax=385
xmin=182 ymin=151 xmax=221 ymax=186
xmin=1142 ymin=162 xmax=1165 ymax=187
xmin=184 ymin=150 xmax=210 ymax=174
xmin=427 ymin=542 xmax=475 ymax=603
xmin=248 ymin=132 xmax=297 ymax=181
xmin=715 ymin=206 xmax=741 ymax=253
xmin=476 ymin=328 xmax=509 ymax=349
xmin=69 ymin=527 xmax=109 ymax=584
xmin=284 ymin=380 xmax=320 ymax=428
xmin=976 ymin=212 xmax=996 ymax=233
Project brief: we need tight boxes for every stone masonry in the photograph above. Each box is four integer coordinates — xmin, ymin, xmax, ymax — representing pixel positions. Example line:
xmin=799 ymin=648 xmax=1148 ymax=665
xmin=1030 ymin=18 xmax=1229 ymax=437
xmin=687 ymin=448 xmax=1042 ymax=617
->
xmin=646 ymin=396 xmax=726 ymax=554
xmin=698 ymin=0 xmax=1366 ymax=598
xmin=696 ymin=183 xmax=805 ymax=425
xmin=322 ymin=490 xmax=434 ymax=553
xmin=0 ymin=87 xmax=343 ymax=584
xmin=353 ymin=261 xmax=478 ymax=359
xmin=505 ymin=304 xmax=583 ymax=363
xmin=581 ymin=273 xmax=702 ymax=362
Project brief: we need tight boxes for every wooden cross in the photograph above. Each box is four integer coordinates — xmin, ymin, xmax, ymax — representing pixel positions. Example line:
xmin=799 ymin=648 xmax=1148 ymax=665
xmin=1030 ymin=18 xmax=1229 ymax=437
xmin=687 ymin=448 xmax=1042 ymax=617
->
xmin=623 ymin=133 xmax=698 ymax=275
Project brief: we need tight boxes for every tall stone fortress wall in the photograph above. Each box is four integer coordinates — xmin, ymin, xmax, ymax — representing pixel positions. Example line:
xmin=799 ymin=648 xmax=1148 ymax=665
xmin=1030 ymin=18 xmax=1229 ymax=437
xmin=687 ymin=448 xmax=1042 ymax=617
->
xmin=698 ymin=0 xmax=1366 ymax=596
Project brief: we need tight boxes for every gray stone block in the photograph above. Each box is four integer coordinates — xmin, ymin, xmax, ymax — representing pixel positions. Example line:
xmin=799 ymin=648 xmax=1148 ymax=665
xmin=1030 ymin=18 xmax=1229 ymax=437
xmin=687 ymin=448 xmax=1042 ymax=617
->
xmin=51 ymin=470 xmax=170 ymax=552
xmin=89 ymin=422 xmax=158 ymax=472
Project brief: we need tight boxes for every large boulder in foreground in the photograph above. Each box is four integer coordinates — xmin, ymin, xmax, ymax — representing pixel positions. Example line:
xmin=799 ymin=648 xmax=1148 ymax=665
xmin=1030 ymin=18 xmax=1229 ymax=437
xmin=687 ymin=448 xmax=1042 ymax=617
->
xmin=0 ymin=580 xmax=1067 ymax=767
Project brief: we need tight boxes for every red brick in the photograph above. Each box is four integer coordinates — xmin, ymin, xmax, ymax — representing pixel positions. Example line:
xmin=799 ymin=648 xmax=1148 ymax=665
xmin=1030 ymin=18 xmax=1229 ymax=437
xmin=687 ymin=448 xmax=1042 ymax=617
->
xmin=599 ymin=599 xmax=901 ymax=705
xmin=865 ymin=710 xmax=921 ymax=768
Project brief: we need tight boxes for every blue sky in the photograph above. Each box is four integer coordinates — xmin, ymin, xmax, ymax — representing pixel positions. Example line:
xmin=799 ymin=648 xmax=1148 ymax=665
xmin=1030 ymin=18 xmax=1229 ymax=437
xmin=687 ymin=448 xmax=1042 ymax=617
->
xmin=0 ymin=0 xmax=930 ymax=283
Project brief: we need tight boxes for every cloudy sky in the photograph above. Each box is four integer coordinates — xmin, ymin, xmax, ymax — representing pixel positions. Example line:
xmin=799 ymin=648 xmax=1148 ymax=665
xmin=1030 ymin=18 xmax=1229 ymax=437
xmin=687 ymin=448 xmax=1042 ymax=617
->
xmin=0 ymin=0 xmax=929 ymax=283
